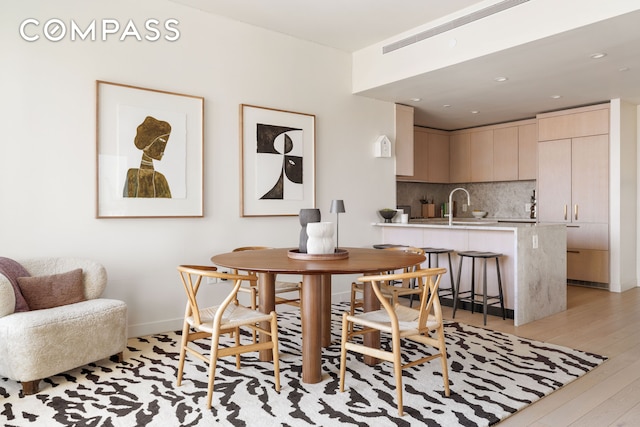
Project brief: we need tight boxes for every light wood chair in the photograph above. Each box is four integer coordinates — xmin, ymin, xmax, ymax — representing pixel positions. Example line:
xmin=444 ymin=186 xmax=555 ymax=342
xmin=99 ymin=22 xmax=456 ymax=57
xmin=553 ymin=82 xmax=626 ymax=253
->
xmin=349 ymin=246 xmax=425 ymax=329
xmin=176 ymin=265 xmax=281 ymax=409
xmin=340 ymin=267 xmax=450 ymax=416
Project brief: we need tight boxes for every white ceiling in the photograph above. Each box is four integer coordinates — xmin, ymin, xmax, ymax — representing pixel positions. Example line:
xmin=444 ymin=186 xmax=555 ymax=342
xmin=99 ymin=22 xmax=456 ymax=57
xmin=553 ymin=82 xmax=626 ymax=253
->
xmin=171 ymin=0 xmax=640 ymax=130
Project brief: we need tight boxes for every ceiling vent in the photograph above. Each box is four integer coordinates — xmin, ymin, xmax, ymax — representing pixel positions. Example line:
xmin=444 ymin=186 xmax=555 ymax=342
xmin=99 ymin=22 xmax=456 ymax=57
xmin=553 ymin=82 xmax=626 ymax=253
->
xmin=382 ymin=0 xmax=530 ymax=54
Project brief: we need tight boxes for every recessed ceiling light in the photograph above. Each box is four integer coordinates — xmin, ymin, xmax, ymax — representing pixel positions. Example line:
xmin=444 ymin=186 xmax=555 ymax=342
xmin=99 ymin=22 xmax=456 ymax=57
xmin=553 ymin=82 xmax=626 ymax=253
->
xmin=590 ymin=52 xmax=607 ymax=59
xmin=494 ymin=76 xmax=508 ymax=82
xmin=443 ymin=104 xmax=451 ymax=108
xmin=550 ymin=95 xmax=562 ymax=99
xmin=471 ymin=110 xmax=479 ymax=114
xmin=410 ymin=98 xmax=422 ymax=102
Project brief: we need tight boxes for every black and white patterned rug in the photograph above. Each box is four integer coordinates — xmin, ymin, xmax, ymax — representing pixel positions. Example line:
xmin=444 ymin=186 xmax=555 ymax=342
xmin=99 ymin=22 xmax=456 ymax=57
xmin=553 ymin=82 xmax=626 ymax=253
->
xmin=0 ymin=303 xmax=606 ymax=426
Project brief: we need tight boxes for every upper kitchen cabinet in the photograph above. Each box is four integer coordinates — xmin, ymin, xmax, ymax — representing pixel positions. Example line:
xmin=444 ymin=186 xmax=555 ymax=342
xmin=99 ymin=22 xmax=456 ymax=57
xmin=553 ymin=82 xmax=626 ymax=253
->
xmin=470 ymin=130 xmax=494 ymax=182
xmin=449 ymin=133 xmax=471 ymax=183
xmin=517 ymin=123 xmax=537 ymax=180
xmin=493 ymin=127 xmax=518 ymax=181
xmin=538 ymin=104 xmax=609 ymax=141
xmin=449 ymin=119 xmax=536 ymax=183
xmin=394 ymin=104 xmax=414 ymax=176
xmin=397 ymin=127 xmax=449 ymax=183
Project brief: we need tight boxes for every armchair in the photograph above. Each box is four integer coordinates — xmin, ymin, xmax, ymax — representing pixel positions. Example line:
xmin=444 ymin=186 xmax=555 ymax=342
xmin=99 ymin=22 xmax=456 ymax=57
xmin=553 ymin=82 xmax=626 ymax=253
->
xmin=0 ymin=257 xmax=127 ymax=394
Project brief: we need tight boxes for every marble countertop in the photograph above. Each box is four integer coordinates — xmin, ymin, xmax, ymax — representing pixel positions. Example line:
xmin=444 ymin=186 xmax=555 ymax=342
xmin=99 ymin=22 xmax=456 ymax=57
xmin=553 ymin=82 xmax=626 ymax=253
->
xmin=373 ymin=219 xmax=558 ymax=231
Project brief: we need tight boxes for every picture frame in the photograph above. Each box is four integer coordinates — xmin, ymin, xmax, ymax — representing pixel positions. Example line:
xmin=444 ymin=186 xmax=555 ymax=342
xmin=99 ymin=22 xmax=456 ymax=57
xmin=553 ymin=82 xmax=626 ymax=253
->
xmin=240 ymin=104 xmax=316 ymax=217
xmin=96 ymin=81 xmax=204 ymax=218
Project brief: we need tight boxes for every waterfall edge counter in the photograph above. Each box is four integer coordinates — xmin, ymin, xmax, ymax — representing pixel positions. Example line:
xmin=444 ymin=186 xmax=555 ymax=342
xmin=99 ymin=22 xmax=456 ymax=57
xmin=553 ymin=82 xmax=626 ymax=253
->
xmin=374 ymin=222 xmax=567 ymax=326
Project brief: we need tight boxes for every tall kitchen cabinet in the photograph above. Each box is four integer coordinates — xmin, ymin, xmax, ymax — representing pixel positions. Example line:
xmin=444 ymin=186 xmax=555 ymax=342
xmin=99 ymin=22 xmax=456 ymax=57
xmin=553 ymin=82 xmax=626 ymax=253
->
xmin=537 ymin=103 xmax=610 ymax=285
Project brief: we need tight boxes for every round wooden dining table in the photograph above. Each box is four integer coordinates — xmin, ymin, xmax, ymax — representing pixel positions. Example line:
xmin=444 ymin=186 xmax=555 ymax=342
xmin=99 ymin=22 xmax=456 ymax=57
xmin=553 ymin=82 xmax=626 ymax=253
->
xmin=211 ymin=247 xmax=425 ymax=384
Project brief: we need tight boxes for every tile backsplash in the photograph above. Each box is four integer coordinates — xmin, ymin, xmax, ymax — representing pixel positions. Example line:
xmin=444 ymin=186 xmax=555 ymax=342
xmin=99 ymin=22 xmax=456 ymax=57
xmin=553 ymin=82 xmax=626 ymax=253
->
xmin=397 ymin=180 xmax=536 ymax=219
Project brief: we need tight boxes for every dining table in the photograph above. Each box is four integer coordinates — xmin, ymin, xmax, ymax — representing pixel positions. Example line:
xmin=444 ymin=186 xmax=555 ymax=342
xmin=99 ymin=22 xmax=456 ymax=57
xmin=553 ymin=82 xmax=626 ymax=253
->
xmin=211 ymin=247 xmax=426 ymax=384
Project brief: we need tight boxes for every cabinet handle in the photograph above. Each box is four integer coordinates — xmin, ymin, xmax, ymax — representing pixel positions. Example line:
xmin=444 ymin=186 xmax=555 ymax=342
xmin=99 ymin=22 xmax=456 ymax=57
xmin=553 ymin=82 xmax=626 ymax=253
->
xmin=567 ymin=250 xmax=580 ymax=254
xmin=563 ymin=205 xmax=567 ymax=221
xmin=574 ymin=204 xmax=578 ymax=221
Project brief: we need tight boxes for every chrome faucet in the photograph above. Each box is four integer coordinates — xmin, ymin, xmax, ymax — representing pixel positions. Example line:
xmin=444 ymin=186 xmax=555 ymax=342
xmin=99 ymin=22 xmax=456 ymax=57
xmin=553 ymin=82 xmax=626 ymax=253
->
xmin=448 ymin=187 xmax=471 ymax=226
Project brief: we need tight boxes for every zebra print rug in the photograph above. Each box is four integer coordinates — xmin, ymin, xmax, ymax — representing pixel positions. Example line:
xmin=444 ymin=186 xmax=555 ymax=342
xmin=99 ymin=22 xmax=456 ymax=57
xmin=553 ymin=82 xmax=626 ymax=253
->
xmin=0 ymin=303 xmax=606 ymax=426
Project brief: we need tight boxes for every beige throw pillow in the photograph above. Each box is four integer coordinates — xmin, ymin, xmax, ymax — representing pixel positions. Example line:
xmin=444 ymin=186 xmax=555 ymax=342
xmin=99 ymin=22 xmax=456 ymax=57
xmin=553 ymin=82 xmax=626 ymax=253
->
xmin=17 ymin=269 xmax=85 ymax=310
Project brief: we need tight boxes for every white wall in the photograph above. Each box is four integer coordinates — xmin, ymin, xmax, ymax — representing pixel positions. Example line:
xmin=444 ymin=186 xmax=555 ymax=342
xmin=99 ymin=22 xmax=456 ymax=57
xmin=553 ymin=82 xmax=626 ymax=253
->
xmin=1 ymin=0 xmax=397 ymax=336
xmin=609 ymin=99 xmax=638 ymax=292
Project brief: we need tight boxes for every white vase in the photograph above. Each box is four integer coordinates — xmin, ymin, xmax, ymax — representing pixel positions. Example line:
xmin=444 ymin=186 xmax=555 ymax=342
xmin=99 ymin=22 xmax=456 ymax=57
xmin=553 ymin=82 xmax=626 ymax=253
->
xmin=306 ymin=222 xmax=335 ymax=254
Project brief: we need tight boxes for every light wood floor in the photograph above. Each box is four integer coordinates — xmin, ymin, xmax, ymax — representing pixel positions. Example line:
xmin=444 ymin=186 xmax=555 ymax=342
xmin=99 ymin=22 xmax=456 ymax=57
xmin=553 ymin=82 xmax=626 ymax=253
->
xmin=438 ymin=285 xmax=640 ymax=426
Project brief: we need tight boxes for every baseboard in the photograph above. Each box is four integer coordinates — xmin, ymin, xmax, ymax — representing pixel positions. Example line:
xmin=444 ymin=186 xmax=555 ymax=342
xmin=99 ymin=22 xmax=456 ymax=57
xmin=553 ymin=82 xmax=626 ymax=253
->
xmin=567 ymin=279 xmax=609 ymax=290
xmin=128 ymin=318 xmax=183 ymax=338
xmin=440 ymin=297 xmax=515 ymax=319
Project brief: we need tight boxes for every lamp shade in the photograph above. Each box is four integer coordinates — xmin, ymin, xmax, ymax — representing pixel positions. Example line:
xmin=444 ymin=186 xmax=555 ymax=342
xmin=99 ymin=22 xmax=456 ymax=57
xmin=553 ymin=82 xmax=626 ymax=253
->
xmin=330 ymin=199 xmax=345 ymax=213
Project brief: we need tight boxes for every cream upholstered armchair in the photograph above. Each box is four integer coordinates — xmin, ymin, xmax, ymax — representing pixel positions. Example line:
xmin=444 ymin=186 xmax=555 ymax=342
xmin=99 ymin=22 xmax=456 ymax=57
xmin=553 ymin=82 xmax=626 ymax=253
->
xmin=0 ymin=257 xmax=128 ymax=394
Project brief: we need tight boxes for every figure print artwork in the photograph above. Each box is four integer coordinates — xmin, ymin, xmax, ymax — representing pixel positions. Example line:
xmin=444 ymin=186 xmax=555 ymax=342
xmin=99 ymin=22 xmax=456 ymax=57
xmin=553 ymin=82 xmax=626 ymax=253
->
xmin=123 ymin=116 xmax=173 ymax=198
xmin=97 ymin=81 xmax=203 ymax=218
xmin=241 ymin=105 xmax=315 ymax=217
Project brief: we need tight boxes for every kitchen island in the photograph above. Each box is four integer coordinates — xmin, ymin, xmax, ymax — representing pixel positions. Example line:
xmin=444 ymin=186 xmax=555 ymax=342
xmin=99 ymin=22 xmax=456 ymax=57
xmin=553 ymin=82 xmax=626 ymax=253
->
xmin=375 ymin=220 xmax=567 ymax=326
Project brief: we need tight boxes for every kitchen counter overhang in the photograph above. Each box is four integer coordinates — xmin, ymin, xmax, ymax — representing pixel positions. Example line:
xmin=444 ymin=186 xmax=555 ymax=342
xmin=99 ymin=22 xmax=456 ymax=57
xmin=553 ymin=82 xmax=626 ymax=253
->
xmin=374 ymin=221 xmax=567 ymax=326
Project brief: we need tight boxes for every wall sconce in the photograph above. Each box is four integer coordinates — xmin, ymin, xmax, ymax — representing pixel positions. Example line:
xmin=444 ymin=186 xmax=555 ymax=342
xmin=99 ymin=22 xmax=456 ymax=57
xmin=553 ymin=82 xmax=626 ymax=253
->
xmin=330 ymin=199 xmax=346 ymax=250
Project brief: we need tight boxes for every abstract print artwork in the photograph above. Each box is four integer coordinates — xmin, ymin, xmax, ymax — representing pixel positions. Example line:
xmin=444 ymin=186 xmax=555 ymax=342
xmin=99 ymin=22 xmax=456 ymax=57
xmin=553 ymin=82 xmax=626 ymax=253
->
xmin=96 ymin=81 xmax=204 ymax=218
xmin=256 ymin=124 xmax=303 ymax=200
xmin=241 ymin=105 xmax=315 ymax=216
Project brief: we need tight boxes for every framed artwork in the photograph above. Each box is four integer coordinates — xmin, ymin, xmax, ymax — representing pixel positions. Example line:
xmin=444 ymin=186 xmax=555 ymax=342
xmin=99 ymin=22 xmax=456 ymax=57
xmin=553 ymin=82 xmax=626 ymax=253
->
xmin=240 ymin=104 xmax=316 ymax=217
xmin=96 ymin=81 xmax=204 ymax=218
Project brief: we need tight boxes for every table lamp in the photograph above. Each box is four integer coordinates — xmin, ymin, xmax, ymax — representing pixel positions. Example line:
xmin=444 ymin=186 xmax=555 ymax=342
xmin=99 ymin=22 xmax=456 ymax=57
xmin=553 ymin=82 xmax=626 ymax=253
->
xmin=330 ymin=199 xmax=346 ymax=250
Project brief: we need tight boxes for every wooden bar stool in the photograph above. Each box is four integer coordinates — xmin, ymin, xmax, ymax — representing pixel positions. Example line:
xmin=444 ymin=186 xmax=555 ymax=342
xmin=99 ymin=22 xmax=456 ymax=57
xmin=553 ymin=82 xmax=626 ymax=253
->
xmin=421 ymin=247 xmax=455 ymax=299
xmin=452 ymin=251 xmax=506 ymax=325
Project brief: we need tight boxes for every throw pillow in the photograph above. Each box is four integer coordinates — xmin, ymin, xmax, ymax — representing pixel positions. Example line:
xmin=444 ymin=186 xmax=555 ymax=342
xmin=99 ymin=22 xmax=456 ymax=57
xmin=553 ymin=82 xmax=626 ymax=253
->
xmin=17 ymin=269 xmax=85 ymax=310
xmin=0 ymin=257 xmax=31 ymax=312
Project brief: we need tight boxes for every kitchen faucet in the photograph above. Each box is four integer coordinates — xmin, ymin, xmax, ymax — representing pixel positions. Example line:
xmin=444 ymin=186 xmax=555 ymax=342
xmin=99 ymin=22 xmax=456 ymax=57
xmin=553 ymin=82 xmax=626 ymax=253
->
xmin=448 ymin=187 xmax=471 ymax=226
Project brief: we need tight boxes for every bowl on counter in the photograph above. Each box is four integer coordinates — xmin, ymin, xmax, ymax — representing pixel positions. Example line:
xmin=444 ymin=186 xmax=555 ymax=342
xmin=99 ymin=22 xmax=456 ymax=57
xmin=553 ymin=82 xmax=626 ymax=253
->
xmin=472 ymin=210 xmax=488 ymax=218
xmin=378 ymin=209 xmax=397 ymax=223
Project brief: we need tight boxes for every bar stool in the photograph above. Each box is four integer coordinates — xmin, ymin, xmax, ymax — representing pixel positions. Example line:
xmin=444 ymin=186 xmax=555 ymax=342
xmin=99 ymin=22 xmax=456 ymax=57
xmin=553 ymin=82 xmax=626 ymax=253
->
xmin=452 ymin=251 xmax=506 ymax=325
xmin=421 ymin=247 xmax=455 ymax=299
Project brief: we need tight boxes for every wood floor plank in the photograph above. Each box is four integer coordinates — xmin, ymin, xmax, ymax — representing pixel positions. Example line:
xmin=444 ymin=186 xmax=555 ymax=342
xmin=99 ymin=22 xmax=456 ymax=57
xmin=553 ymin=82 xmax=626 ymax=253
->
xmin=607 ymin=401 xmax=640 ymax=426
xmin=569 ymin=376 xmax=640 ymax=426
xmin=433 ymin=286 xmax=640 ymax=426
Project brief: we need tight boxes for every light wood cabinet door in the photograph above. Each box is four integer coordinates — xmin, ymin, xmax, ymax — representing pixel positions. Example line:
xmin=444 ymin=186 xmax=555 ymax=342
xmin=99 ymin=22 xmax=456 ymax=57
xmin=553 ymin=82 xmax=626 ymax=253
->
xmin=412 ymin=129 xmax=429 ymax=181
xmin=538 ymin=105 xmax=609 ymax=141
xmin=470 ymin=130 xmax=493 ymax=182
xmin=394 ymin=104 xmax=414 ymax=176
xmin=518 ymin=123 xmax=537 ymax=180
xmin=537 ymin=139 xmax=572 ymax=222
xmin=567 ymin=223 xmax=609 ymax=250
xmin=449 ymin=133 xmax=470 ymax=183
xmin=427 ymin=132 xmax=449 ymax=183
xmin=571 ymin=134 xmax=609 ymax=223
xmin=566 ymin=249 xmax=609 ymax=284
xmin=493 ymin=126 xmax=518 ymax=181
